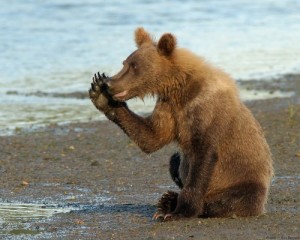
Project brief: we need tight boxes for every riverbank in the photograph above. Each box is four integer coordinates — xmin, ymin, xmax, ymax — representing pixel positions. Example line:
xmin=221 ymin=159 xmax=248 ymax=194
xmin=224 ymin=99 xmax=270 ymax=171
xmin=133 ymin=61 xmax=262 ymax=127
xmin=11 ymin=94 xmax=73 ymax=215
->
xmin=0 ymin=74 xmax=299 ymax=239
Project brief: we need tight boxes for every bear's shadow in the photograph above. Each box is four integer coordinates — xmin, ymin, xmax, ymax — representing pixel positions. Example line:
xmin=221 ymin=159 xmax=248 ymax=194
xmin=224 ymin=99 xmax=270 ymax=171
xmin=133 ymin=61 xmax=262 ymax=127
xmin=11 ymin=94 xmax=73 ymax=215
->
xmin=69 ymin=203 xmax=156 ymax=219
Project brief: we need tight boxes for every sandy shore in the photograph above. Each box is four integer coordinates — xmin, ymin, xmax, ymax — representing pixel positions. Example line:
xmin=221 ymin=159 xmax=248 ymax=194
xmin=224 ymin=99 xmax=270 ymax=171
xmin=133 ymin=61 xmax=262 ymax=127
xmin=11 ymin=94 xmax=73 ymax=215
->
xmin=0 ymin=74 xmax=299 ymax=239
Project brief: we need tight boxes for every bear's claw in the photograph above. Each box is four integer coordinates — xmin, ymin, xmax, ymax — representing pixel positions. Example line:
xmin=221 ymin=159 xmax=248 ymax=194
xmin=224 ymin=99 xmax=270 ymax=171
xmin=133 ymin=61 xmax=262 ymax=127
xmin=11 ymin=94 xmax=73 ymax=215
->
xmin=152 ymin=212 xmax=184 ymax=222
xmin=89 ymin=71 xmax=109 ymax=99
xmin=94 ymin=72 xmax=108 ymax=85
xmin=152 ymin=191 xmax=179 ymax=222
xmin=157 ymin=191 xmax=178 ymax=214
xmin=152 ymin=212 xmax=165 ymax=221
xmin=89 ymin=71 xmax=121 ymax=114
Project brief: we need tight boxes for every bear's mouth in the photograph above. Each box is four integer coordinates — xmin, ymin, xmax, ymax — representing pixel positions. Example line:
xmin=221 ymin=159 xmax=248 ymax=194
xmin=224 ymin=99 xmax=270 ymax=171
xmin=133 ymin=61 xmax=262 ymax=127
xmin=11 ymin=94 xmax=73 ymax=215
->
xmin=113 ymin=90 xmax=129 ymax=101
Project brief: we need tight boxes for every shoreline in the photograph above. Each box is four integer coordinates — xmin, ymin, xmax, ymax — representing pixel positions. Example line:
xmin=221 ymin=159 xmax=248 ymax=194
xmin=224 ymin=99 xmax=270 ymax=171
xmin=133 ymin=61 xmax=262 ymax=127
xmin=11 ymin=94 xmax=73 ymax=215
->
xmin=5 ymin=72 xmax=300 ymax=100
xmin=1 ymin=73 xmax=300 ymax=137
xmin=0 ymin=74 xmax=299 ymax=239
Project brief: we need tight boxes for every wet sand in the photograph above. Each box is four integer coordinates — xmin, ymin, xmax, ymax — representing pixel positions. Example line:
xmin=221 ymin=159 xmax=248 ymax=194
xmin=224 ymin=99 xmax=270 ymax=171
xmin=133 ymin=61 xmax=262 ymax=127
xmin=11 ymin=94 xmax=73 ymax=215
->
xmin=0 ymin=74 xmax=299 ymax=239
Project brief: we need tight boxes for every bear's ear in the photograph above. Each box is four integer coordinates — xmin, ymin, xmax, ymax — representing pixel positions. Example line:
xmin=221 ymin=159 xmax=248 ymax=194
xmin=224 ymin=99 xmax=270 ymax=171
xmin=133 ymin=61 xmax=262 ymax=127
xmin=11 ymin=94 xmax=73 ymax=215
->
xmin=157 ymin=33 xmax=177 ymax=56
xmin=135 ymin=27 xmax=153 ymax=47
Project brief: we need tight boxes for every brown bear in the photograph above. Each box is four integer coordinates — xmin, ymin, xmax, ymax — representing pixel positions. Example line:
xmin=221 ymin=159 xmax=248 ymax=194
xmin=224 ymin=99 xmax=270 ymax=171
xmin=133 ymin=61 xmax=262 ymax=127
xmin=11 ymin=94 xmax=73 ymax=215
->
xmin=89 ymin=28 xmax=273 ymax=221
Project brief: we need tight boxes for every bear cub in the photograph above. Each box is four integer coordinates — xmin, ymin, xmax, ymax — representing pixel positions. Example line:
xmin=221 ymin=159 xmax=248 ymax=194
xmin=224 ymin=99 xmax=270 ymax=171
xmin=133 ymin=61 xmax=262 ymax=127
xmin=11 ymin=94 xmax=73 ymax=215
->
xmin=89 ymin=28 xmax=273 ymax=222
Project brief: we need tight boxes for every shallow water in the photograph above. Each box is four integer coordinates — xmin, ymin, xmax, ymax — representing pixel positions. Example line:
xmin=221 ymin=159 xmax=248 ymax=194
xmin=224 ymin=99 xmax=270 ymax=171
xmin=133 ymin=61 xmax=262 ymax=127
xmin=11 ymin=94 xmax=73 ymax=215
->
xmin=0 ymin=202 xmax=79 ymax=236
xmin=0 ymin=203 xmax=76 ymax=222
xmin=0 ymin=0 xmax=299 ymax=134
xmin=0 ymin=190 xmax=112 ymax=236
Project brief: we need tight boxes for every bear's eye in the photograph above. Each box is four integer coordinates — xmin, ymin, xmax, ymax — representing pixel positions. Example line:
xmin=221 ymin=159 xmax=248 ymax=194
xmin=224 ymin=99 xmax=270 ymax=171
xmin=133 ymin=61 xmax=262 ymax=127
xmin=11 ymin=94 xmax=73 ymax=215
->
xmin=131 ymin=62 xmax=138 ymax=70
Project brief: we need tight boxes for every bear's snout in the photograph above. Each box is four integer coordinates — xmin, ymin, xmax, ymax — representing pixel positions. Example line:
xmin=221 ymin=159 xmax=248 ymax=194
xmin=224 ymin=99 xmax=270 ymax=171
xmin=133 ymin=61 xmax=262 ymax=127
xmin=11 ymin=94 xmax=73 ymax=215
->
xmin=106 ymin=79 xmax=129 ymax=101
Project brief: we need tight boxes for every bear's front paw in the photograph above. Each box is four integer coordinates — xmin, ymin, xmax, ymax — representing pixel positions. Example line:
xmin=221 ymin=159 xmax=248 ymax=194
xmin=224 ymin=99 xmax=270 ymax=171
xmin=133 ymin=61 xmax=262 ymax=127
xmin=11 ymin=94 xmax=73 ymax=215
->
xmin=153 ymin=191 xmax=178 ymax=221
xmin=89 ymin=72 xmax=112 ymax=112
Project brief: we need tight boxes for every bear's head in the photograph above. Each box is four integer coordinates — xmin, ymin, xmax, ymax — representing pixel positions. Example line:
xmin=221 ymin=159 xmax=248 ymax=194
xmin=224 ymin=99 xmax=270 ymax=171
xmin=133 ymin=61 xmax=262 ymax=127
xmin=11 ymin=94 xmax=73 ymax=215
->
xmin=107 ymin=27 xmax=177 ymax=101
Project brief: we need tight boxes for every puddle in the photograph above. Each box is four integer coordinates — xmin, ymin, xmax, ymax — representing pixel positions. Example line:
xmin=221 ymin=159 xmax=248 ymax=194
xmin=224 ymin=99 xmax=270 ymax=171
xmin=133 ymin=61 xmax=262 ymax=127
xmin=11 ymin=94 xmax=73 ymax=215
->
xmin=0 ymin=202 xmax=79 ymax=236
xmin=0 ymin=190 xmax=113 ymax=237
xmin=0 ymin=202 xmax=77 ymax=222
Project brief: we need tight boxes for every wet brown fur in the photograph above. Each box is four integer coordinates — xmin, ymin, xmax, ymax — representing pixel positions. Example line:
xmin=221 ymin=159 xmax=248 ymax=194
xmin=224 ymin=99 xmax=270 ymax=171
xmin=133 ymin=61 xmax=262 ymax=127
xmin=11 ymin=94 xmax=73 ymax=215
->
xmin=89 ymin=27 xmax=273 ymax=220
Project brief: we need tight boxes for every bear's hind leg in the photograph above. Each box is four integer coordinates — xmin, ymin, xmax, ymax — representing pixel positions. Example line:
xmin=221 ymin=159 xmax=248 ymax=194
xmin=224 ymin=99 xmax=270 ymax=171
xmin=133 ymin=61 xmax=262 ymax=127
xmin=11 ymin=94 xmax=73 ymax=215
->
xmin=203 ymin=181 xmax=267 ymax=218
xmin=169 ymin=152 xmax=183 ymax=189
xmin=153 ymin=153 xmax=183 ymax=221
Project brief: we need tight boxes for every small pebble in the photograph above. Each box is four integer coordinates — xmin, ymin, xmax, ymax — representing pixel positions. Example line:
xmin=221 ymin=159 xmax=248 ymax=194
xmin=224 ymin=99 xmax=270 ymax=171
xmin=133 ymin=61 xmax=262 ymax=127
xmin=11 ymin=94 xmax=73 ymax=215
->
xmin=91 ymin=160 xmax=100 ymax=166
xmin=21 ymin=181 xmax=29 ymax=186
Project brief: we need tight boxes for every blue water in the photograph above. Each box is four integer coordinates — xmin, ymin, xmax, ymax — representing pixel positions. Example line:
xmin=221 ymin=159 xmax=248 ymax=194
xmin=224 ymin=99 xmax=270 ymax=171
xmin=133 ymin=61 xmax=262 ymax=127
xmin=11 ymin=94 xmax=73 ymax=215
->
xmin=0 ymin=0 xmax=299 ymax=134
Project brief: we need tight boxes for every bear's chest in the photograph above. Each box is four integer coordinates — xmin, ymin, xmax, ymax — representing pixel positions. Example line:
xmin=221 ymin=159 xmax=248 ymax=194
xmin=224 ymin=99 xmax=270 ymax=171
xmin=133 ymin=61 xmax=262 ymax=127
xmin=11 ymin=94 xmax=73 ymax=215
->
xmin=173 ymin=106 xmax=207 ymax=153
xmin=174 ymin=111 xmax=194 ymax=148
